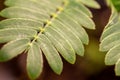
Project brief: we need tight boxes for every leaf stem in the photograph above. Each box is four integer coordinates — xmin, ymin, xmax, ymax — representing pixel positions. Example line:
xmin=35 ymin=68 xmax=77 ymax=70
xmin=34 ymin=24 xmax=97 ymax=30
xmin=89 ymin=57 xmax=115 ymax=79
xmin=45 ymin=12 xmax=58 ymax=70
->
xmin=30 ymin=0 xmax=69 ymax=44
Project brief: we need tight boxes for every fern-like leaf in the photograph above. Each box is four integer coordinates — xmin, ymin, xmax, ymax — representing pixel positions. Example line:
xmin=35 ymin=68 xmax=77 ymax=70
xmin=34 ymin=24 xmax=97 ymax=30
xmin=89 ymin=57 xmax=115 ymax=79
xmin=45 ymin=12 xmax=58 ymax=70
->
xmin=100 ymin=0 xmax=120 ymax=76
xmin=0 ymin=0 xmax=99 ymax=79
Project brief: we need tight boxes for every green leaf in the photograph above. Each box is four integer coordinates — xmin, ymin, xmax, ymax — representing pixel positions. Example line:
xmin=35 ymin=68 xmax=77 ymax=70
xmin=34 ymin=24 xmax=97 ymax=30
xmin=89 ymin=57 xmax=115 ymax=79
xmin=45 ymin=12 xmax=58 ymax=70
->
xmin=100 ymin=32 xmax=120 ymax=51
xmin=37 ymin=35 xmax=63 ymax=74
xmin=0 ymin=7 xmax=49 ymax=21
xmin=0 ymin=38 xmax=29 ymax=61
xmin=27 ymin=42 xmax=43 ymax=80
xmin=68 ymin=1 xmax=92 ymax=17
xmin=0 ymin=0 xmax=99 ymax=79
xmin=51 ymin=20 xmax=85 ymax=56
xmin=105 ymin=44 xmax=120 ymax=65
xmin=64 ymin=7 xmax=95 ymax=29
xmin=0 ymin=28 xmax=37 ymax=43
xmin=115 ymin=59 xmax=120 ymax=76
xmin=0 ymin=18 xmax=43 ymax=30
xmin=45 ymin=26 xmax=76 ymax=64
xmin=100 ymin=1 xmax=120 ymax=76
xmin=58 ymin=13 xmax=89 ymax=44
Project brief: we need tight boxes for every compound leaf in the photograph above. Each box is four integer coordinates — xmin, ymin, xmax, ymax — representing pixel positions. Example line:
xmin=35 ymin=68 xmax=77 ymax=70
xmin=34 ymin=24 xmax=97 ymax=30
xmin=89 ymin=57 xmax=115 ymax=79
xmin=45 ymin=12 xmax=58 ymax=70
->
xmin=27 ymin=42 xmax=43 ymax=80
xmin=100 ymin=0 xmax=120 ymax=76
xmin=0 ymin=0 xmax=99 ymax=79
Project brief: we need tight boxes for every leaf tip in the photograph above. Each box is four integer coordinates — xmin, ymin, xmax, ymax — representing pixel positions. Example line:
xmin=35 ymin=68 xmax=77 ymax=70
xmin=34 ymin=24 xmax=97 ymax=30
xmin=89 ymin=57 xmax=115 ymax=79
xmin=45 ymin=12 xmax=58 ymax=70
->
xmin=115 ymin=59 xmax=120 ymax=76
xmin=54 ymin=68 xmax=63 ymax=75
xmin=52 ymin=63 xmax=63 ymax=75
xmin=0 ymin=49 xmax=14 ymax=62
xmin=99 ymin=43 xmax=106 ymax=52
xmin=27 ymin=67 xmax=42 ymax=80
xmin=69 ymin=58 xmax=76 ymax=64
xmin=115 ymin=67 xmax=120 ymax=76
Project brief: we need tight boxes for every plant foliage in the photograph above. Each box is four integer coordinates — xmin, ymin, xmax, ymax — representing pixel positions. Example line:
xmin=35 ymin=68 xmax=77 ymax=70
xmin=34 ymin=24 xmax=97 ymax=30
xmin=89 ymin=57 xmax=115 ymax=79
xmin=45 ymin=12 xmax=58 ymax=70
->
xmin=0 ymin=0 xmax=99 ymax=79
xmin=100 ymin=0 xmax=120 ymax=76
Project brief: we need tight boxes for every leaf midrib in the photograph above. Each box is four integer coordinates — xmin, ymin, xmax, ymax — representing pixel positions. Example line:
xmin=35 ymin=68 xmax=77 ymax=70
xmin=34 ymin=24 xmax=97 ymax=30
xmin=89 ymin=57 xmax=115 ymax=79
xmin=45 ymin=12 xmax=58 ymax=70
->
xmin=29 ymin=0 xmax=68 ymax=45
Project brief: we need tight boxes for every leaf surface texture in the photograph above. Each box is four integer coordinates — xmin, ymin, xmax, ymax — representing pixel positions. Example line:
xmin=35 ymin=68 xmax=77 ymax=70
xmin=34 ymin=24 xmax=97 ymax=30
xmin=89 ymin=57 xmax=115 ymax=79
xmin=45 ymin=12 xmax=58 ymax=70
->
xmin=0 ymin=0 xmax=98 ymax=79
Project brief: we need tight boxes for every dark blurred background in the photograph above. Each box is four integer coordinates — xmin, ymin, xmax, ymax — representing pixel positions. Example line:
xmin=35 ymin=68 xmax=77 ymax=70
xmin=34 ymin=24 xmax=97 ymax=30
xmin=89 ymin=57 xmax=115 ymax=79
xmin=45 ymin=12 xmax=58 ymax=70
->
xmin=0 ymin=0 xmax=120 ymax=80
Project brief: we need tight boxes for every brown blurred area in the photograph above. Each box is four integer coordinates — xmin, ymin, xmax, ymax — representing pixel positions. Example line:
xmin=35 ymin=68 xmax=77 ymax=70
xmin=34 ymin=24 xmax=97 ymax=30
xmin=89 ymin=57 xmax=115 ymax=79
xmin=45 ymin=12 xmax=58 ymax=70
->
xmin=0 ymin=0 xmax=120 ymax=80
